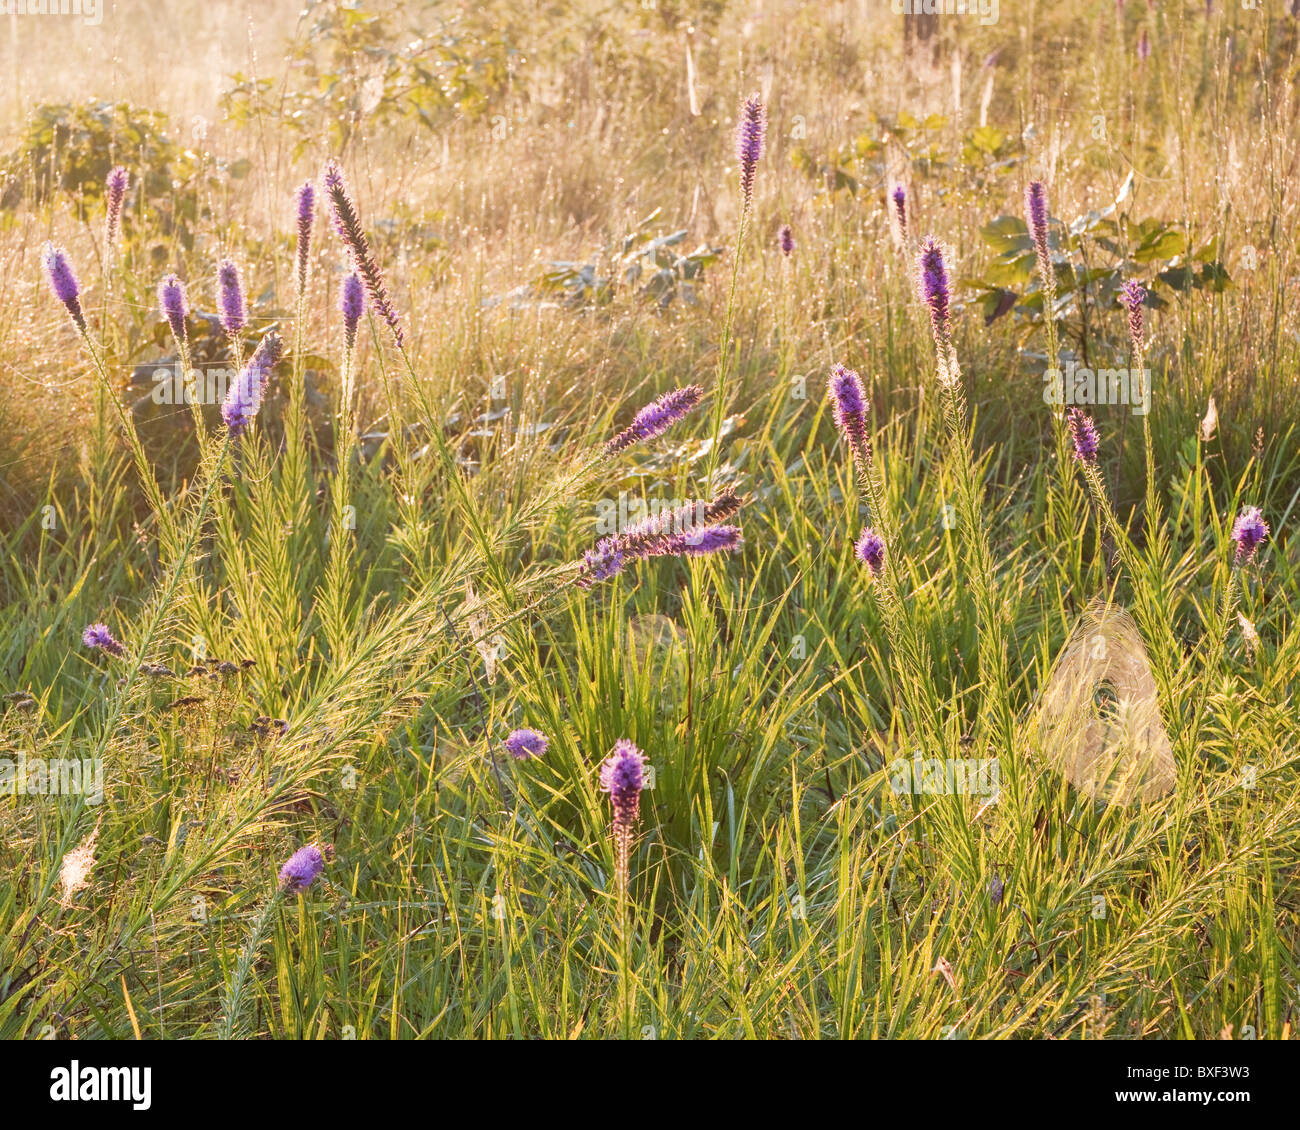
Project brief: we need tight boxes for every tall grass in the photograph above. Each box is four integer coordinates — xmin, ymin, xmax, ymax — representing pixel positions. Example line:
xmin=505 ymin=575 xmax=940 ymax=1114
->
xmin=1 ymin=0 xmax=1298 ymax=1039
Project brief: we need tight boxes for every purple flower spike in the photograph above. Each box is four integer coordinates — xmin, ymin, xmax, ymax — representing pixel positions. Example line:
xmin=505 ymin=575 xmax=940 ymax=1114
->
xmin=1231 ymin=506 xmax=1269 ymax=566
xmin=504 ymin=728 xmax=549 ymax=760
xmin=736 ymin=94 xmax=765 ymax=209
xmin=82 ymin=623 xmax=126 ymax=658
xmin=323 ymin=160 xmax=404 ymax=349
xmin=222 ymin=331 xmax=284 ymax=436
xmin=1119 ymin=279 xmax=1145 ymax=354
xmin=599 ymin=739 xmax=646 ymax=889
xmin=218 ymin=259 xmax=247 ymax=337
xmin=661 ymin=524 xmax=743 ymax=557
xmin=279 ymin=843 xmax=330 ymax=893
xmin=295 ymin=181 xmax=315 ymax=299
xmin=891 ymin=185 xmax=908 ymax=245
xmin=854 ymin=527 xmax=886 ymax=578
xmin=105 ymin=166 xmax=129 ymax=248
xmin=341 ymin=272 xmax=364 ymax=352
xmin=1137 ymin=29 xmax=1151 ymax=63
xmin=778 ymin=224 xmax=794 ymax=257
xmin=575 ymin=541 xmax=626 ymax=589
xmin=917 ymin=238 xmax=953 ymax=356
xmin=158 ymin=274 xmax=189 ymax=347
xmin=575 ymin=489 xmax=747 ymax=587
xmin=1066 ymin=406 xmax=1100 ymax=464
xmin=605 ymin=385 xmax=704 ymax=455
xmin=1025 ymin=181 xmax=1051 ymax=285
xmin=42 ymin=243 xmax=87 ymax=334
xmin=828 ymin=363 xmax=872 ymax=467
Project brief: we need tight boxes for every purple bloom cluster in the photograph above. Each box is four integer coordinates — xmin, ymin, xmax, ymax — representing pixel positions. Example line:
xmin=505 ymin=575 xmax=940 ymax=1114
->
xmin=604 ymin=385 xmax=704 ymax=455
xmin=323 ymin=160 xmax=404 ymax=349
xmin=82 ymin=623 xmax=126 ymax=658
xmin=1025 ymin=181 xmax=1052 ymax=288
xmin=504 ymin=728 xmax=549 ymax=760
xmin=1119 ymin=279 xmax=1145 ymax=354
xmin=1066 ymin=406 xmax=1100 ymax=464
xmin=917 ymin=238 xmax=953 ymax=358
xmin=736 ymin=94 xmax=765 ymax=209
xmin=279 ymin=843 xmax=329 ymax=893
xmin=1231 ymin=506 xmax=1269 ymax=566
xmin=341 ymin=272 xmax=364 ymax=352
xmin=854 ymin=527 xmax=886 ymax=578
xmin=295 ymin=181 xmax=315 ymax=299
xmin=891 ymin=185 xmax=908 ymax=244
xmin=105 ymin=166 xmax=129 ymax=248
xmin=222 ymin=331 xmax=284 ymax=435
xmin=599 ymin=739 xmax=646 ymax=888
xmin=778 ymin=224 xmax=794 ymax=257
xmin=829 ymin=364 xmax=871 ymax=467
xmin=42 ymin=243 xmax=87 ymax=333
xmin=158 ymin=275 xmax=189 ymax=347
xmin=218 ymin=259 xmax=247 ymax=338
xmin=575 ymin=489 xmax=746 ymax=588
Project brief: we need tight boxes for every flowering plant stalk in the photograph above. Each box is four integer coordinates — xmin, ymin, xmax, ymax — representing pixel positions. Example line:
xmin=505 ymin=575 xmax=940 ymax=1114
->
xmin=916 ymin=240 xmax=1017 ymax=763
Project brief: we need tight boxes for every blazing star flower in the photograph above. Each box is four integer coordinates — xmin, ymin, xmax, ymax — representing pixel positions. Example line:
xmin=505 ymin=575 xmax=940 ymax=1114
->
xmin=158 ymin=274 xmax=189 ymax=347
xmin=854 ymin=527 xmax=885 ymax=578
xmin=829 ymin=364 xmax=871 ymax=467
xmin=323 ymin=159 xmax=404 ymax=349
xmin=576 ymin=541 xmax=627 ymax=588
xmin=778 ymin=224 xmax=794 ymax=257
xmin=504 ymin=728 xmax=549 ymax=760
xmin=891 ymin=185 xmax=908 ymax=244
xmin=1137 ymin=28 xmax=1151 ymax=63
xmin=82 ymin=623 xmax=126 ymax=658
xmin=341 ymin=271 xmax=364 ymax=353
xmin=105 ymin=166 xmax=129 ymax=249
xmin=599 ymin=739 xmax=646 ymax=889
xmin=295 ymin=181 xmax=315 ymax=299
xmin=1231 ymin=506 xmax=1269 ymax=566
xmin=736 ymin=94 xmax=765 ymax=209
xmin=221 ymin=331 xmax=284 ymax=435
xmin=1119 ymin=279 xmax=1145 ymax=354
xmin=42 ymin=243 xmax=87 ymax=334
xmin=1066 ymin=406 xmax=1100 ymax=464
xmin=279 ymin=843 xmax=330 ymax=893
xmin=575 ymin=490 xmax=746 ymax=587
xmin=658 ymin=524 xmax=743 ymax=557
xmin=218 ymin=259 xmax=247 ymax=337
xmin=989 ymin=875 xmax=1005 ymax=906
xmin=917 ymin=238 xmax=953 ymax=360
xmin=604 ymin=385 xmax=704 ymax=455
xmin=1025 ymin=180 xmax=1051 ymax=286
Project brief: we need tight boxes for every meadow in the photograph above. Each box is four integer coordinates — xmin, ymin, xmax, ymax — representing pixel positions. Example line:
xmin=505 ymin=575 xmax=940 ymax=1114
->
xmin=1 ymin=0 xmax=1298 ymax=1040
